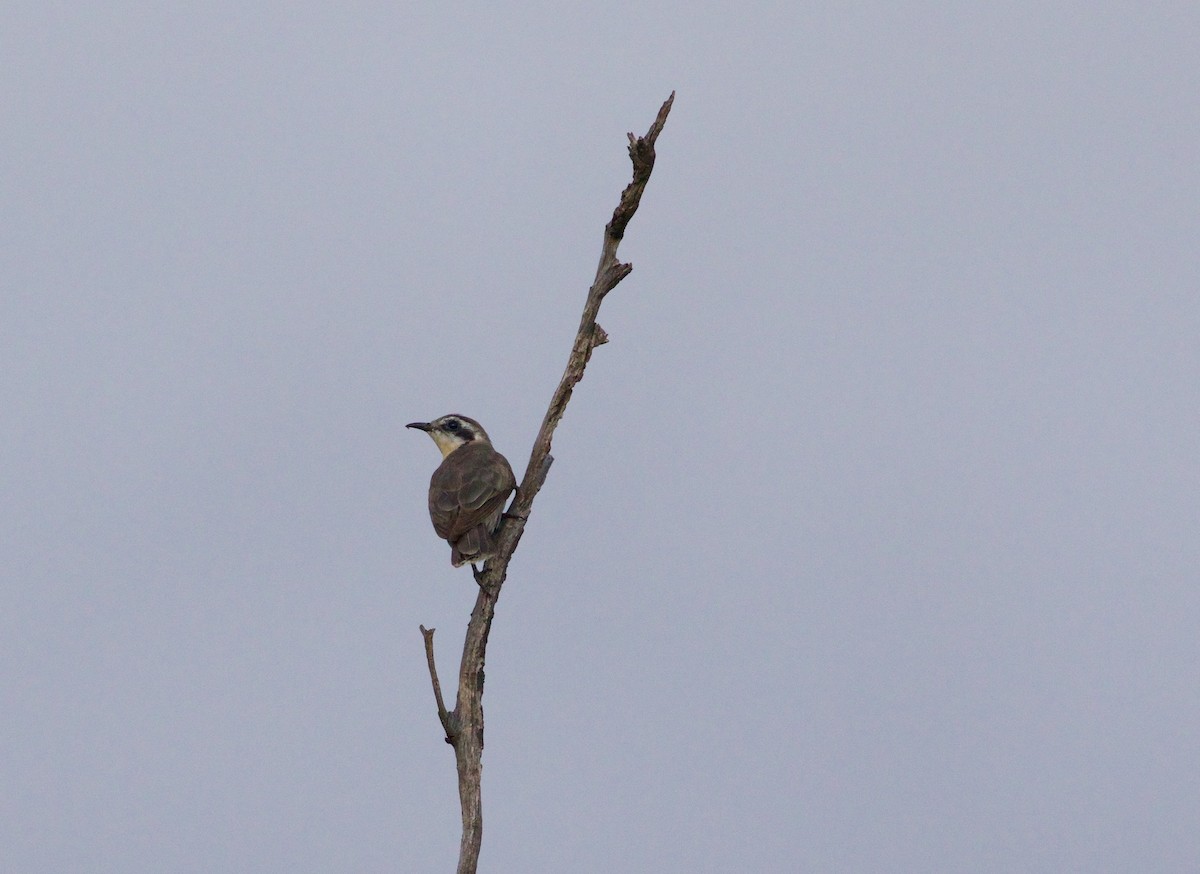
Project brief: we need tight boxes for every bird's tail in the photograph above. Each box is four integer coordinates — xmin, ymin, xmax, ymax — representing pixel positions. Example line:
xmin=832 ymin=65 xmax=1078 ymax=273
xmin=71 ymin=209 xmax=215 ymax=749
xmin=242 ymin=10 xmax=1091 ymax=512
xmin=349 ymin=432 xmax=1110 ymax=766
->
xmin=450 ymin=523 xmax=496 ymax=568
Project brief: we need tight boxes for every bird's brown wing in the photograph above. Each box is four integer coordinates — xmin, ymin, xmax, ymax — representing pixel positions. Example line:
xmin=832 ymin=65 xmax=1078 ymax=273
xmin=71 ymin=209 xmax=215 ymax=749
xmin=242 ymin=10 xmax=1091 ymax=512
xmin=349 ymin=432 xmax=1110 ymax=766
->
xmin=428 ymin=443 xmax=516 ymax=542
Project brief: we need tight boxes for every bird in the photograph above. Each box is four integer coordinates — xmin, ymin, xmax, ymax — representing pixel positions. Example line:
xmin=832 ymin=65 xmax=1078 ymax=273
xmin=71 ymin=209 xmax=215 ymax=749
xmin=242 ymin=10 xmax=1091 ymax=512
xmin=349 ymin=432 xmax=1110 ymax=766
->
xmin=406 ymin=414 xmax=517 ymax=569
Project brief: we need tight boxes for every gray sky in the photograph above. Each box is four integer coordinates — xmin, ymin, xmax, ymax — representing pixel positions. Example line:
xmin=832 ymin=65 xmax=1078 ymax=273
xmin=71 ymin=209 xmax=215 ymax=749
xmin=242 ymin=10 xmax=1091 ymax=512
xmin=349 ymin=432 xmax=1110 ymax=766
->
xmin=3 ymin=3 xmax=1198 ymax=872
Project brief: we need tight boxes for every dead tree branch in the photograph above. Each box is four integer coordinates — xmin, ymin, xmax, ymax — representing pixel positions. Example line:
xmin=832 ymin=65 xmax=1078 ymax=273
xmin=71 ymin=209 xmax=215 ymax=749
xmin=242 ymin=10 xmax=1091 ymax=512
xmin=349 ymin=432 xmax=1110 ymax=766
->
xmin=418 ymin=626 xmax=455 ymax=743
xmin=418 ymin=91 xmax=673 ymax=874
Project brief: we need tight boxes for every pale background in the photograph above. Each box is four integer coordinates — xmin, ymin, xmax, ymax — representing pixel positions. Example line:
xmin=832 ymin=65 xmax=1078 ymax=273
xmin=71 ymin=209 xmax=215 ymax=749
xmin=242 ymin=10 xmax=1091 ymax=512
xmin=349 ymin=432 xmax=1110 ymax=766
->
xmin=3 ymin=3 xmax=1198 ymax=872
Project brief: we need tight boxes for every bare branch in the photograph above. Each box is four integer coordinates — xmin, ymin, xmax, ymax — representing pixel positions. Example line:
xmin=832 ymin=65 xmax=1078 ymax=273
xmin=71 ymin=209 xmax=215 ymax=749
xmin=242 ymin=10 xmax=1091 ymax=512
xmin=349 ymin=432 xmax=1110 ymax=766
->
xmin=495 ymin=91 xmax=675 ymax=550
xmin=418 ymin=92 xmax=673 ymax=874
xmin=419 ymin=625 xmax=455 ymax=744
xmin=447 ymin=586 xmax=496 ymax=872
xmin=608 ymin=91 xmax=674 ymax=242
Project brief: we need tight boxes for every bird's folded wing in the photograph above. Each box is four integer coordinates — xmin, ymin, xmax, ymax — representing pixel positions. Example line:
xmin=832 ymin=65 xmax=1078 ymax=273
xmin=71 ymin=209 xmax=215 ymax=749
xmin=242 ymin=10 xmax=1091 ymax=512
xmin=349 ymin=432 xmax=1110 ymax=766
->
xmin=429 ymin=446 xmax=515 ymax=541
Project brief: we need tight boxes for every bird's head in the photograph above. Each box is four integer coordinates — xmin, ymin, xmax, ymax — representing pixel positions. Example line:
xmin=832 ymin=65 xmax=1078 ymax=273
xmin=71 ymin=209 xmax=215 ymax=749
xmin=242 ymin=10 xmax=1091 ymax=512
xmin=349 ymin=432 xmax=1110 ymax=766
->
xmin=406 ymin=414 xmax=491 ymax=458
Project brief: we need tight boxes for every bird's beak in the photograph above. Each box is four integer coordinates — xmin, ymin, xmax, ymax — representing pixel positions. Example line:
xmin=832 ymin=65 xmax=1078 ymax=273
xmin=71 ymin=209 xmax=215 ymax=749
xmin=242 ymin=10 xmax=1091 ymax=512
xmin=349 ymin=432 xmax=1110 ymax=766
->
xmin=406 ymin=422 xmax=432 ymax=432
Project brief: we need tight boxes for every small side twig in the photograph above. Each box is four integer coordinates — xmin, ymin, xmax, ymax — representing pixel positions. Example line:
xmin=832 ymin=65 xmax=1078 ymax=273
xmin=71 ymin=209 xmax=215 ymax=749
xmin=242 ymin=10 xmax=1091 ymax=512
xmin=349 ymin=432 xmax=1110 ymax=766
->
xmin=418 ymin=625 xmax=455 ymax=744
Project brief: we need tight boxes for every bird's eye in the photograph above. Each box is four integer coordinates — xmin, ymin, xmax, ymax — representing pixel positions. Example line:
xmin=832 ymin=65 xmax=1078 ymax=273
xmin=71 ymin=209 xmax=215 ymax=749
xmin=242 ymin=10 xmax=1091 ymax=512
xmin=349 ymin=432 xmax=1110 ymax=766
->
xmin=444 ymin=420 xmax=460 ymax=432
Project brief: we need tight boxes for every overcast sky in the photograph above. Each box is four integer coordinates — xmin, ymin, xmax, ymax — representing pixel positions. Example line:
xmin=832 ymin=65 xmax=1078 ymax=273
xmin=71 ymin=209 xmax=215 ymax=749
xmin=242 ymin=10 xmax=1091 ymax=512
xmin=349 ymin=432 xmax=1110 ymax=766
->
xmin=3 ymin=3 xmax=1198 ymax=872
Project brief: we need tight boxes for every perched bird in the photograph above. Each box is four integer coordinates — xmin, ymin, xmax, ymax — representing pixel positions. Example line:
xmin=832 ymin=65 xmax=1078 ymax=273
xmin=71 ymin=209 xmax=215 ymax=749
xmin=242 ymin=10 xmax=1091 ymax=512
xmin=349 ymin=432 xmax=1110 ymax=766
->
xmin=406 ymin=414 xmax=517 ymax=568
